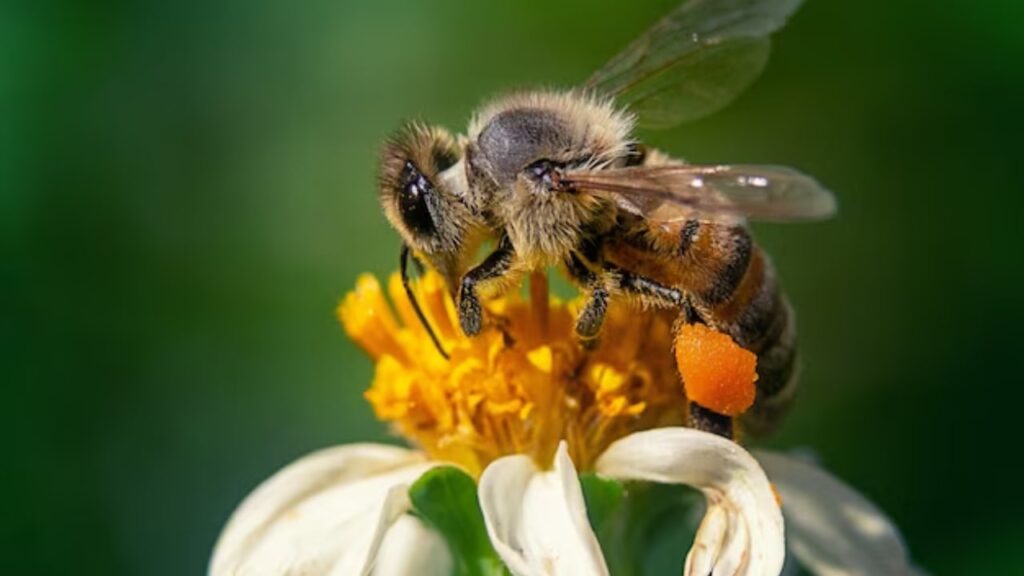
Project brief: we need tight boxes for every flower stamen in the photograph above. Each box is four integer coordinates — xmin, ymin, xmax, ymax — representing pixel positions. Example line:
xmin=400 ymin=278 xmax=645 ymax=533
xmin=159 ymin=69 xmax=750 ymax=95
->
xmin=339 ymin=269 xmax=688 ymax=476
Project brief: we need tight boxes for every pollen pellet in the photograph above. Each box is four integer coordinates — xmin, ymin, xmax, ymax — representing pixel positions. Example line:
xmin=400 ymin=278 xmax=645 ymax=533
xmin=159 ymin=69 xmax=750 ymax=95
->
xmin=675 ymin=324 xmax=757 ymax=417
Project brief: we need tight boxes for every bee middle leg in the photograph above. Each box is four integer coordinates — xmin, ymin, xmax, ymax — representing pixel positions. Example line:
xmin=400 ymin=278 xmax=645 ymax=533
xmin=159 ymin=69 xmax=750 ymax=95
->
xmin=458 ymin=235 xmax=515 ymax=336
xmin=566 ymin=253 xmax=612 ymax=344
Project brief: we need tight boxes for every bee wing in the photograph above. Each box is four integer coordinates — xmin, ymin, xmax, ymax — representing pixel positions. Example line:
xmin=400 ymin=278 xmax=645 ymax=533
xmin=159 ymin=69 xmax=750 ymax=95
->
xmin=562 ymin=164 xmax=836 ymax=223
xmin=584 ymin=0 xmax=804 ymax=129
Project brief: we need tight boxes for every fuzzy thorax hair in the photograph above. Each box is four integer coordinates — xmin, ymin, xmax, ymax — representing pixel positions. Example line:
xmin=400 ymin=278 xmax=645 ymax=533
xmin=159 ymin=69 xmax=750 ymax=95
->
xmin=468 ymin=90 xmax=636 ymax=175
xmin=464 ymin=91 xmax=637 ymax=263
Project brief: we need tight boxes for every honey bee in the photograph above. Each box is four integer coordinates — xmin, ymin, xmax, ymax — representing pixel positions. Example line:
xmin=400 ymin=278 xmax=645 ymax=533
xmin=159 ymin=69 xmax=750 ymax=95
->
xmin=376 ymin=0 xmax=835 ymax=438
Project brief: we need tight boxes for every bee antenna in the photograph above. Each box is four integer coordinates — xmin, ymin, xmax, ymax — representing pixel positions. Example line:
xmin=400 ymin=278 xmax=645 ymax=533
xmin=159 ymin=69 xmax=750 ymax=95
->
xmin=400 ymin=244 xmax=450 ymax=360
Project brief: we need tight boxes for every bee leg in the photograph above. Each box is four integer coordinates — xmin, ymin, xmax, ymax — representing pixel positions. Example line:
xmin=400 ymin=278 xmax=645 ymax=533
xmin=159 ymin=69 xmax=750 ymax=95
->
xmin=615 ymin=270 xmax=735 ymax=439
xmin=616 ymin=268 xmax=686 ymax=308
xmin=688 ymin=402 xmax=734 ymax=439
xmin=576 ymin=287 xmax=609 ymax=347
xmin=671 ymin=313 xmax=737 ymax=440
xmin=572 ymin=262 xmax=690 ymax=345
xmin=617 ymin=269 xmax=710 ymax=329
xmin=566 ymin=252 xmax=611 ymax=346
xmin=682 ymin=299 xmax=703 ymax=324
xmin=457 ymin=236 xmax=515 ymax=336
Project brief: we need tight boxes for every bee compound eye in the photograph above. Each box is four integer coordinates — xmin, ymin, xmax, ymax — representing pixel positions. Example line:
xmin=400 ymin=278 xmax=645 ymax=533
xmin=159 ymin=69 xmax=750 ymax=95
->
xmin=398 ymin=161 xmax=438 ymax=238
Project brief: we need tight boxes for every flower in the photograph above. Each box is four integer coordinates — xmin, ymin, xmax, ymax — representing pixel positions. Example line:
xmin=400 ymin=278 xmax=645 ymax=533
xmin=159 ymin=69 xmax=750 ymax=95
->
xmin=345 ymin=270 xmax=687 ymax=476
xmin=209 ymin=271 xmax=918 ymax=575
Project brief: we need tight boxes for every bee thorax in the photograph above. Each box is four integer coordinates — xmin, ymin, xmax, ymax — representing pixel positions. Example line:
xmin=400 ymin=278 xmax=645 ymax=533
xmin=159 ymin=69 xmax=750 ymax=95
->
xmin=502 ymin=189 xmax=615 ymax=264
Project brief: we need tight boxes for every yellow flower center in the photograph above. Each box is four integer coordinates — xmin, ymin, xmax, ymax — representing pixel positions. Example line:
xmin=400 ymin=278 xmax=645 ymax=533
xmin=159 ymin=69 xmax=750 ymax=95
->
xmin=338 ymin=270 xmax=688 ymax=476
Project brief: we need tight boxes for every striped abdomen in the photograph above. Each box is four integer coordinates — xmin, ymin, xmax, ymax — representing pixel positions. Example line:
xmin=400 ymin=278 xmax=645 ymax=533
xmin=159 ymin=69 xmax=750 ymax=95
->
xmin=605 ymin=216 xmax=798 ymax=436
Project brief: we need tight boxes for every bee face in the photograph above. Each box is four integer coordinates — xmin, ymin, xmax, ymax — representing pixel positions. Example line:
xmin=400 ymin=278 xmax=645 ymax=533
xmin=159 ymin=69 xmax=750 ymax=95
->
xmin=378 ymin=123 xmax=480 ymax=285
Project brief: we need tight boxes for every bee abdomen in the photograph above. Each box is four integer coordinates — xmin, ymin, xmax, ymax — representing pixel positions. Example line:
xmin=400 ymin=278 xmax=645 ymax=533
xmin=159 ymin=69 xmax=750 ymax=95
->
xmin=607 ymin=216 xmax=799 ymax=436
xmin=742 ymin=297 xmax=799 ymax=437
xmin=702 ymin=225 xmax=753 ymax=305
xmin=677 ymin=219 xmax=700 ymax=256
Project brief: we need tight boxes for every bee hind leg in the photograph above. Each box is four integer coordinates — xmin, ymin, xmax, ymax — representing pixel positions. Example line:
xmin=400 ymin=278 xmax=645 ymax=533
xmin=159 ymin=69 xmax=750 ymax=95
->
xmin=616 ymin=270 xmax=737 ymax=440
xmin=616 ymin=268 xmax=688 ymax=310
xmin=688 ymin=403 xmax=735 ymax=439
xmin=669 ymin=316 xmax=738 ymax=440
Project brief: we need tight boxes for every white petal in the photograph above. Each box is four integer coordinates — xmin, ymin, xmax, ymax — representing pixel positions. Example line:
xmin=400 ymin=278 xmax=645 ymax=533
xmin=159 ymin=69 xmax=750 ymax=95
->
xmin=594 ymin=428 xmax=784 ymax=576
xmin=209 ymin=443 xmax=439 ymax=576
xmin=685 ymin=505 xmax=728 ymax=575
xmin=755 ymin=451 xmax=916 ymax=576
xmin=372 ymin=514 xmax=453 ymax=576
xmin=478 ymin=442 xmax=609 ymax=576
xmin=713 ymin=507 xmax=751 ymax=576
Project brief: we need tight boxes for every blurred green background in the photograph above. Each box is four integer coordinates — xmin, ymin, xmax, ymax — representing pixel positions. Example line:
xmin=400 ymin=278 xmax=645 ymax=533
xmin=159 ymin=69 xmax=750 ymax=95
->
xmin=5 ymin=0 xmax=1023 ymax=573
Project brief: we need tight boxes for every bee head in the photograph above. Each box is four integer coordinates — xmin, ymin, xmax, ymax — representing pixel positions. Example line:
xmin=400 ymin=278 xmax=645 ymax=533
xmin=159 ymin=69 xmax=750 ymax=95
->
xmin=378 ymin=122 xmax=479 ymax=287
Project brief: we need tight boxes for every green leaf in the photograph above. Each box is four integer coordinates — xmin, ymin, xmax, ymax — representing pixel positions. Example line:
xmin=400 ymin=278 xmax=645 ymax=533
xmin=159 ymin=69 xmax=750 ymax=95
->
xmin=582 ymin=474 xmax=638 ymax=576
xmin=581 ymin=474 xmax=703 ymax=576
xmin=409 ymin=466 xmax=508 ymax=576
xmin=580 ymin=473 xmax=626 ymax=532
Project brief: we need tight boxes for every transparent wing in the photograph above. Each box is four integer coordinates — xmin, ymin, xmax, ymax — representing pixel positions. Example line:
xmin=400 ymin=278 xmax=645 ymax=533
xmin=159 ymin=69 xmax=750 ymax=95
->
xmin=561 ymin=164 xmax=836 ymax=223
xmin=584 ymin=0 xmax=804 ymax=129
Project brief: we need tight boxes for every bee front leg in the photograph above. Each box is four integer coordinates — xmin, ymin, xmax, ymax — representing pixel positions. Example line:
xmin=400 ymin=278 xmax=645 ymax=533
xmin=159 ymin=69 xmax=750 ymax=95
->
xmin=458 ymin=236 xmax=515 ymax=336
